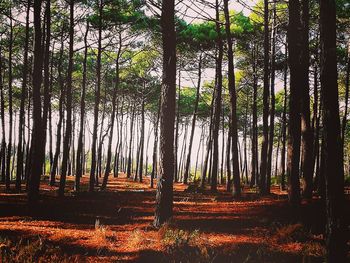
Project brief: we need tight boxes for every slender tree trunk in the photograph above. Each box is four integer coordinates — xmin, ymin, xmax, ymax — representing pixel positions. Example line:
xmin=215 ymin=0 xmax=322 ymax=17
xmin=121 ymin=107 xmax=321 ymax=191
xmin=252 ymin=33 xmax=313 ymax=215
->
xmin=300 ymin=0 xmax=314 ymax=199
xmin=0 ymin=47 xmax=6 ymax=183
xmin=6 ymin=12 xmax=13 ymax=191
xmin=59 ymin=0 xmax=74 ymax=197
xmin=226 ymin=118 xmax=232 ymax=191
xmin=266 ymin=3 xmax=276 ymax=194
xmin=138 ymin=93 xmax=145 ymax=183
xmin=42 ymin=0 xmax=51 ymax=180
xmin=259 ymin=0 xmax=270 ymax=195
xmin=320 ymin=0 xmax=346 ymax=259
xmin=224 ymin=0 xmax=241 ymax=197
xmin=16 ymin=0 xmax=30 ymax=192
xmin=75 ymin=22 xmax=89 ymax=191
xmin=154 ymin=0 xmax=176 ymax=227
xmin=151 ymin=97 xmax=161 ymax=188
xmin=50 ymin=30 xmax=65 ymax=186
xmin=200 ymin=98 xmax=214 ymax=189
xmin=102 ymin=45 xmax=121 ymax=189
xmin=183 ymin=54 xmax=202 ymax=184
xmin=250 ymin=43 xmax=258 ymax=188
xmin=211 ymin=0 xmax=223 ymax=193
xmin=341 ymin=44 xmax=350 ymax=145
xmin=280 ymin=43 xmax=288 ymax=191
xmin=174 ymin=70 xmax=180 ymax=183
xmin=127 ymin=104 xmax=135 ymax=178
xmin=28 ymin=0 xmax=44 ymax=204
xmin=89 ymin=0 xmax=103 ymax=191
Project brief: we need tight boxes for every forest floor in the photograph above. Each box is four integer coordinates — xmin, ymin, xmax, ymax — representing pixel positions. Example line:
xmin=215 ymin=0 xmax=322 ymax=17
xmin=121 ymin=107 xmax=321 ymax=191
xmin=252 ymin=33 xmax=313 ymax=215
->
xmin=0 ymin=174 xmax=349 ymax=262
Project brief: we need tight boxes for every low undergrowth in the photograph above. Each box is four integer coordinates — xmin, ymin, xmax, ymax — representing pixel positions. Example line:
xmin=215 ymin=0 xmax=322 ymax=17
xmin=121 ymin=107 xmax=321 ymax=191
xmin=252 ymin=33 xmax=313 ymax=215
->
xmin=0 ymin=236 xmax=80 ymax=263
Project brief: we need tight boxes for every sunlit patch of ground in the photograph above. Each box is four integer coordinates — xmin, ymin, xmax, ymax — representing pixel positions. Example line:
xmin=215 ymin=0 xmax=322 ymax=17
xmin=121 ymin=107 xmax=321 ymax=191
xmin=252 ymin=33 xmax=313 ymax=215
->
xmin=0 ymin=174 xmax=349 ymax=262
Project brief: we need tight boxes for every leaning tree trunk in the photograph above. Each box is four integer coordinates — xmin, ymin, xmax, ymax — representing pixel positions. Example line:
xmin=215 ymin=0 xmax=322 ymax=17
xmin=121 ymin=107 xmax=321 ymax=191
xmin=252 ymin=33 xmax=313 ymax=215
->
xmin=28 ymin=0 xmax=44 ymax=204
xmin=154 ymin=0 xmax=176 ymax=228
xmin=59 ymin=0 xmax=74 ymax=197
xmin=224 ymin=0 xmax=241 ymax=197
xmin=183 ymin=54 xmax=202 ymax=184
xmin=320 ymin=0 xmax=346 ymax=260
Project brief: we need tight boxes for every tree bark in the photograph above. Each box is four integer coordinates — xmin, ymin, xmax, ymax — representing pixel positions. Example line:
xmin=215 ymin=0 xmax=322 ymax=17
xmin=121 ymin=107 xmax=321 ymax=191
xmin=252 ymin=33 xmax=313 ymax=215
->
xmin=154 ymin=0 xmax=176 ymax=227
xmin=28 ymin=0 xmax=44 ymax=204
xmin=5 ymin=11 xmax=13 ymax=191
xmin=320 ymin=0 xmax=346 ymax=259
xmin=223 ymin=0 xmax=241 ymax=197
xmin=59 ymin=0 xmax=74 ymax=197
xmin=89 ymin=0 xmax=103 ymax=191
xmin=16 ymin=0 xmax=31 ymax=192
xmin=259 ymin=0 xmax=270 ymax=195
xmin=50 ymin=29 xmax=65 ymax=186
xmin=300 ymin=0 xmax=314 ymax=199
xmin=250 ymin=43 xmax=258 ymax=188
xmin=75 ymin=21 xmax=89 ymax=191
xmin=266 ymin=2 xmax=276 ymax=193
xmin=287 ymin=0 xmax=302 ymax=206
xmin=280 ymin=43 xmax=288 ymax=191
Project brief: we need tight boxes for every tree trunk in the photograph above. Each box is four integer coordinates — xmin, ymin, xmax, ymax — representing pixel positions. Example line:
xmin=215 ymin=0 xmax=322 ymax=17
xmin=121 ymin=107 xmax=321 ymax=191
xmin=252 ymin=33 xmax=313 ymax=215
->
xmin=6 ymin=11 xmax=13 ymax=191
xmin=138 ymin=94 xmax=145 ymax=182
xmin=266 ymin=2 xmax=276 ymax=194
xmin=183 ymin=54 xmax=202 ymax=184
xmin=250 ymin=43 xmax=258 ymax=188
xmin=341 ymin=44 xmax=350 ymax=145
xmin=89 ymin=0 xmax=103 ymax=191
xmin=127 ymin=104 xmax=136 ymax=178
xmin=320 ymin=0 xmax=346 ymax=259
xmin=154 ymin=0 xmax=176 ymax=227
xmin=50 ymin=29 xmax=65 ymax=186
xmin=259 ymin=0 xmax=270 ymax=195
xmin=287 ymin=0 xmax=302 ymax=206
xmin=0 ymin=46 xmax=6 ymax=184
xmin=211 ymin=0 xmax=223 ymax=193
xmin=151 ymin=97 xmax=161 ymax=188
xmin=28 ymin=0 xmax=44 ymax=204
xmin=75 ymin=21 xmax=89 ymax=191
xmin=16 ymin=0 xmax=30 ymax=192
xmin=300 ymin=0 xmax=314 ymax=199
xmin=223 ymin=0 xmax=241 ymax=197
xmin=59 ymin=0 xmax=74 ymax=197
xmin=174 ymin=70 xmax=180 ymax=183
xmin=280 ymin=43 xmax=288 ymax=191
xmin=42 ymin=0 xmax=51 ymax=180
